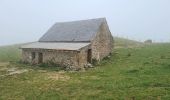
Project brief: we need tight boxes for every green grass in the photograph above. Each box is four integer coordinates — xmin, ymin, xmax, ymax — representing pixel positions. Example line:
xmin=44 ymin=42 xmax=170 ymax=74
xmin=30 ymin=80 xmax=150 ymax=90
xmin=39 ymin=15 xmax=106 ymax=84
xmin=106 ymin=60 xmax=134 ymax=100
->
xmin=0 ymin=39 xmax=170 ymax=100
xmin=114 ymin=37 xmax=142 ymax=48
xmin=0 ymin=44 xmax=21 ymax=62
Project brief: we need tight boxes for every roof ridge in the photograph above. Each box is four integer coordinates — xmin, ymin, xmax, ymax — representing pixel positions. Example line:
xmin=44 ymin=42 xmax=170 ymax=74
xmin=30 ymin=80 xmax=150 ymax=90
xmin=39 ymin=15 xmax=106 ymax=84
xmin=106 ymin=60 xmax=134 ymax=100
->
xmin=54 ymin=17 xmax=106 ymax=24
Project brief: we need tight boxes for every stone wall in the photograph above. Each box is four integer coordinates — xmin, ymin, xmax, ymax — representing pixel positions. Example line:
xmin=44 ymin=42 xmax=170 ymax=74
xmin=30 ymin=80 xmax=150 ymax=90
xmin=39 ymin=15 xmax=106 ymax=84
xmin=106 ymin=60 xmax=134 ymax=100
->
xmin=91 ymin=22 xmax=114 ymax=61
xmin=77 ymin=45 xmax=90 ymax=67
xmin=22 ymin=46 xmax=89 ymax=69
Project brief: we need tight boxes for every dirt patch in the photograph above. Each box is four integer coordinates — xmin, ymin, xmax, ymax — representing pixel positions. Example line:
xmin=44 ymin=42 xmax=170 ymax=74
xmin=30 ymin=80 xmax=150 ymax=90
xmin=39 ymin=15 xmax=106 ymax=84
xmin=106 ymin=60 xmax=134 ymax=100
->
xmin=7 ymin=67 xmax=17 ymax=72
xmin=0 ymin=62 xmax=9 ymax=66
xmin=0 ymin=67 xmax=8 ymax=71
xmin=46 ymin=72 xmax=70 ymax=81
xmin=0 ymin=62 xmax=9 ymax=71
xmin=0 ymin=67 xmax=28 ymax=77
xmin=7 ymin=69 xmax=28 ymax=75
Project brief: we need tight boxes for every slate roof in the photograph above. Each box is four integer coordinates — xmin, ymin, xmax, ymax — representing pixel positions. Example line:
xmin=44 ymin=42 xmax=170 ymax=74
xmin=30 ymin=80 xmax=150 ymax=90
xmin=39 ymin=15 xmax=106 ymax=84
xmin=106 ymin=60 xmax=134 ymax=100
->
xmin=21 ymin=42 xmax=90 ymax=51
xmin=39 ymin=18 xmax=106 ymax=42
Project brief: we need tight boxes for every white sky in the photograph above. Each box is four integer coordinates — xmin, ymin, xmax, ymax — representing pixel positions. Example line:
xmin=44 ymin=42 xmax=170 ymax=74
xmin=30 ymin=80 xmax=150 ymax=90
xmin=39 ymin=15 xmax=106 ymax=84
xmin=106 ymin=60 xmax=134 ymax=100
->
xmin=0 ymin=0 xmax=170 ymax=46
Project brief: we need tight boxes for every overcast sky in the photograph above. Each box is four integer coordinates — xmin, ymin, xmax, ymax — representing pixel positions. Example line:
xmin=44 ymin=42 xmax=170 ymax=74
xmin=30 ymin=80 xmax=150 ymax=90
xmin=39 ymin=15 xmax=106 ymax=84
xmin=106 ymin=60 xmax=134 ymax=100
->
xmin=0 ymin=0 xmax=170 ymax=46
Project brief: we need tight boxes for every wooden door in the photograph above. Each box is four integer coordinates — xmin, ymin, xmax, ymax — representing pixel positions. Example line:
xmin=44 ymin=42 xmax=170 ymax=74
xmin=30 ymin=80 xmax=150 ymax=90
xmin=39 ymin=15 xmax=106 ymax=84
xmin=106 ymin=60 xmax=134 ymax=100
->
xmin=38 ymin=53 xmax=43 ymax=63
xmin=87 ymin=49 xmax=92 ymax=63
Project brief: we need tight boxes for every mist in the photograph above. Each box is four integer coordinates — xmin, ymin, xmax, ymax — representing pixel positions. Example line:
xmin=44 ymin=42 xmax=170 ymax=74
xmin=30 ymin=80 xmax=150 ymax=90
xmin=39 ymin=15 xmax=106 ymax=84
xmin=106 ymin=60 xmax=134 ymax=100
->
xmin=0 ymin=0 xmax=170 ymax=46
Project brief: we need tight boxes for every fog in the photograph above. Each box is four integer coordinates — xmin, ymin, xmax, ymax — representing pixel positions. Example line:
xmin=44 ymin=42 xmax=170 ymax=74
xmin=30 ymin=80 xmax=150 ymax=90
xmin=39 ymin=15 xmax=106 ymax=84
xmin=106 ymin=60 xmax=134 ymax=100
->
xmin=0 ymin=0 xmax=170 ymax=46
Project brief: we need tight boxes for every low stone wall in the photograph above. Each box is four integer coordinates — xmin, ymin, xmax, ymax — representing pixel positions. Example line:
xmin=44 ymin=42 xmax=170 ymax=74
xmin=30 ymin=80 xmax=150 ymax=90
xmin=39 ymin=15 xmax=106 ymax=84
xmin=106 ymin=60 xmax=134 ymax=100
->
xmin=22 ymin=46 xmax=89 ymax=70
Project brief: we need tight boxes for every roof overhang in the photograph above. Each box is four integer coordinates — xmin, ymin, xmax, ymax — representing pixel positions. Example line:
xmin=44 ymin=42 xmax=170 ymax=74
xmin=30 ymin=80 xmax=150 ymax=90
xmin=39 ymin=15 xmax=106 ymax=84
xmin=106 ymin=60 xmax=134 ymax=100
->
xmin=20 ymin=42 xmax=90 ymax=51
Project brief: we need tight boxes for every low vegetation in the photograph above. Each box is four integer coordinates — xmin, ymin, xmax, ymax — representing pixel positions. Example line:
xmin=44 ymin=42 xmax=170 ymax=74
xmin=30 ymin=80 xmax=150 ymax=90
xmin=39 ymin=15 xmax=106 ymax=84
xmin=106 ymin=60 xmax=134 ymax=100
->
xmin=114 ymin=37 xmax=142 ymax=48
xmin=0 ymin=44 xmax=21 ymax=62
xmin=0 ymin=39 xmax=170 ymax=100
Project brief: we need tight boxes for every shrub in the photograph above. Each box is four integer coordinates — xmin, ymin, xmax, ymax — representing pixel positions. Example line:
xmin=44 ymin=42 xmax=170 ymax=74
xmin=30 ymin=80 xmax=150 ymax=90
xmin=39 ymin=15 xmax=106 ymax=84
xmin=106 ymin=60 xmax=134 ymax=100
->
xmin=92 ymin=59 xmax=98 ymax=65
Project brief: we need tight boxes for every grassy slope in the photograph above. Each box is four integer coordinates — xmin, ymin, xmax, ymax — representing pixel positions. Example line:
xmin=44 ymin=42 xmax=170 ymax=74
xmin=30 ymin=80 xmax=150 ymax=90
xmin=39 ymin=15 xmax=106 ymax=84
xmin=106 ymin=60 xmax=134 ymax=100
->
xmin=0 ymin=44 xmax=21 ymax=62
xmin=0 ymin=39 xmax=170 ymax=100
xmin=114 ymin=37 xmax=142 ymax=48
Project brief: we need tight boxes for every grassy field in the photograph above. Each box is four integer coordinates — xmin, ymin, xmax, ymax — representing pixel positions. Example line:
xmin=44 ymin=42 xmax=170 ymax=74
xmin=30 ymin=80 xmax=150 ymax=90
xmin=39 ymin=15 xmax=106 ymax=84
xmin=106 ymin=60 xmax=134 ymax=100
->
xmin=114 ymin=37 xmax=142 ymax=48
xmin=0 ymin=44 xmax=21 ymax=62
xmin=0 ymin=39 xmax=170 ymax=100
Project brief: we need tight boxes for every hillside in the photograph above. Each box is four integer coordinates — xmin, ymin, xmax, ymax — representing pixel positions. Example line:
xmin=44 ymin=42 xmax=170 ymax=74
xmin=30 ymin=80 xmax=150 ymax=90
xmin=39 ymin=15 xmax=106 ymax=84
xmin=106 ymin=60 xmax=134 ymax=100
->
xmin=0 ymin=44 xmax=21 ymax=62
xmin=0 ymin=38 xmax=170 ymax=99
xmin=114 ymin=37 xmax=142 ymax=48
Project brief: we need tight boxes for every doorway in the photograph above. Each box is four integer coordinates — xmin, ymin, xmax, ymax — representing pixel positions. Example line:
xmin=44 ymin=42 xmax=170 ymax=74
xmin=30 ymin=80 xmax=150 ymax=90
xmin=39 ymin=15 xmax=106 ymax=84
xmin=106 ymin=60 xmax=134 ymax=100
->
xmin=87 ymin=49 xmax=92 ymax=63
xmin=31 ymin=52 xmax=36 ymax=61
xmin=38 ymin=53 xmax=43 ymax=63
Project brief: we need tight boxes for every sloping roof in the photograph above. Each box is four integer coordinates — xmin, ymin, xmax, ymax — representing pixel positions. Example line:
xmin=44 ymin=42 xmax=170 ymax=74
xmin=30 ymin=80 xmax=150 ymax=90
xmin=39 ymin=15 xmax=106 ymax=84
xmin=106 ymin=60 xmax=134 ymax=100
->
xmin=21 ymin=42 xmax=90 ymax=51
xmin=39 ymin=18 xmax=106 ymax=42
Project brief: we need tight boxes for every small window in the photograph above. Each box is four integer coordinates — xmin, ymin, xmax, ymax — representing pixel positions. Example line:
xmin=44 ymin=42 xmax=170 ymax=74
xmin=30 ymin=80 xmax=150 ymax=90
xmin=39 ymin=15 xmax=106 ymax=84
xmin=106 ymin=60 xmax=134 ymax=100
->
xmin=31 ymin=52 xmax=36 ymax=60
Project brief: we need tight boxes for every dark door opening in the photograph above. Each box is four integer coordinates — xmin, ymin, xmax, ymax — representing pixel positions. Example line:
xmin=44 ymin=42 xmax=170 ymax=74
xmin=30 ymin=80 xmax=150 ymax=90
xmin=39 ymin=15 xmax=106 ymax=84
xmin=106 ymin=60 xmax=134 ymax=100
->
xmin=31 ymin=52 xmax=35 ymax=61
xmin=87 ymin=49 xmax=92 ymax=63
xmin=38 ymin=53 xmax=43 ymax=64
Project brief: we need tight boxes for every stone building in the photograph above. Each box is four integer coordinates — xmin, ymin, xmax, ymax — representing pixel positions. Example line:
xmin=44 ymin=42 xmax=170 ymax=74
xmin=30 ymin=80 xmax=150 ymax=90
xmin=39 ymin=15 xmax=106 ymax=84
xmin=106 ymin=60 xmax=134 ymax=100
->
xmin=21 ymin=18 xmax=114 ymax=69
xmin=144 ymin=39 xmax=152 ymax=44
